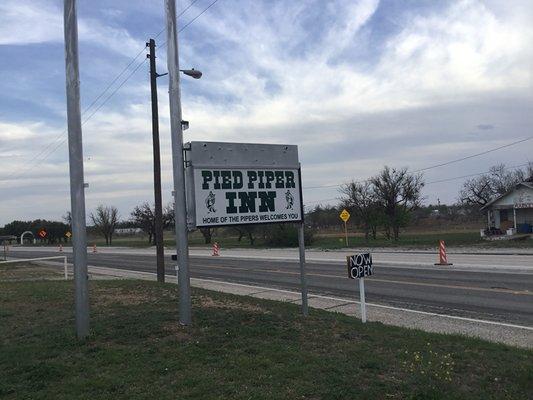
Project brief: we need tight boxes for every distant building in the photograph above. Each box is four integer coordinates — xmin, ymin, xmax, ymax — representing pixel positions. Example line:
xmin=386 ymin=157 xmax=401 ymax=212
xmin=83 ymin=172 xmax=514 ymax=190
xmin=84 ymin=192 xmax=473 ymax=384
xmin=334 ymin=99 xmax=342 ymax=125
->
xmin=0 ymin=235 xmax=17 ymax=245
xmin=115 ymin=228 xmax=143 ymax=235
xmin=481 ymin=180 xmax=533 ymax=235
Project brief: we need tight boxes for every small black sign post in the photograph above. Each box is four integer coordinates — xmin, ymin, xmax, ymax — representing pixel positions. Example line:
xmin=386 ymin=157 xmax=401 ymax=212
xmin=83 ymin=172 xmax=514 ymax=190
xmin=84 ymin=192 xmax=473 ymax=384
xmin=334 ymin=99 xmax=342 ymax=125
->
xmin=347 ymin=253 xmax=373 ymax=323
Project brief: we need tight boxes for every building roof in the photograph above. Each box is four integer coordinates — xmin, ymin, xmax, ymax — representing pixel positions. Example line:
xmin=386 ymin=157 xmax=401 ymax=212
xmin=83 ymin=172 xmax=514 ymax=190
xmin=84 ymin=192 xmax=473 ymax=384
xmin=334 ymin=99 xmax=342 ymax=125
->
xmin=481 ymin=181 xmax=533 ymax=211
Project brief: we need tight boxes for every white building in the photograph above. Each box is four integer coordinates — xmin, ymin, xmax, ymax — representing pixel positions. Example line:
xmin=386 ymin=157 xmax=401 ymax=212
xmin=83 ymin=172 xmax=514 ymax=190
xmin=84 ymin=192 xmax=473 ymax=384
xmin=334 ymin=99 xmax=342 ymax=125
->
xmin=481 ymin=180 xmax=533 ymax=235
xmin=115 ymin=228 xmax=143 ymax=235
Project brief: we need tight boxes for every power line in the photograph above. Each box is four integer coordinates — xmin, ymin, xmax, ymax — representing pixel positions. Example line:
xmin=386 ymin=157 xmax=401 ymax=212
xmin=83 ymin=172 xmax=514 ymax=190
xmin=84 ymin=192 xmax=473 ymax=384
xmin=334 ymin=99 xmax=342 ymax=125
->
xmin=424 ymin=162 xmax=531 ymax=185
xmin=180 ymin=0 xmax=220 ymax=32
xmin=154 ymin=0 xmax=202 ymax=39
xmin=5 ymin=46 xmax=149 ymax=177
xmin=305 ymin=162 xmax=532 ymax=206
xmin=303 ymin=136 xmax=533 ymax=190
xmin=412 ymin=136 xmax=533 ymax=173
xmin=159 ymin=0 xmax=220 ymax=49
xmin=8 ymin=59 xmax=148 ymax=181
xmin=1 ymin=0 xmax=219 ymax=183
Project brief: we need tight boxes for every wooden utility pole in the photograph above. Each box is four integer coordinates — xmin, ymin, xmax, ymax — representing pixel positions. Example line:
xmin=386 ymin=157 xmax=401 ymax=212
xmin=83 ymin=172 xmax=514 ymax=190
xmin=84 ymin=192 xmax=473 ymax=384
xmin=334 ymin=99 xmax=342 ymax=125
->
xmin=147 ymin=38 xmax=165 ymax=283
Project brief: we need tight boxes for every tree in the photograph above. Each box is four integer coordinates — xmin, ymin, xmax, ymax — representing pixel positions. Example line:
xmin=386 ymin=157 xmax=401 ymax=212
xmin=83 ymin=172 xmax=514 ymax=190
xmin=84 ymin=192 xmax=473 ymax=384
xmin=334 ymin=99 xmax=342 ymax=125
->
xmin=63 ymin=211 xmax=72 ymax=228
xmin=199 ymin=227 xmax=215 ymax=244
xmin=130 ymin=202 xmax=173 ymax=244
xmin=263 ymin=224 xmax=314 ymax=247
xmin=230 ymin=225 xmax=258 ymax=245
xmin=370 ymin=166 xmax=424 ymax=240
xmin=339 ymin=181 xmax=383 ymax=240
xmin=305 ymin=205 xmax=342 ymax=230
xmin=2 ymin=219 xmax=69 ymax=244
xmin=90 ymin=205 xmax=119 ymax=245
xmin=459 ymin=163 xmax=533 ymax=206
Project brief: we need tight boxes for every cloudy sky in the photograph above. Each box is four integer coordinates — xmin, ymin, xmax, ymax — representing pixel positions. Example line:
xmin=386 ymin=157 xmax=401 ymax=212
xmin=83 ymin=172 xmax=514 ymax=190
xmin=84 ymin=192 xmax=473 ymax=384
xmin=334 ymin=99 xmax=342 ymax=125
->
xmin=0 ymin=0 xmax=532 ymax=225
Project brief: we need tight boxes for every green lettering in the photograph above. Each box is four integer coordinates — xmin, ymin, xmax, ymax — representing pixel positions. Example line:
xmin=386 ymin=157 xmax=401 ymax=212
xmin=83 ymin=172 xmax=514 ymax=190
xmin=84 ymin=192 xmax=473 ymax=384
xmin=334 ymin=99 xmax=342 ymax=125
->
xmin=202 ymin=171 xmax=212 ymax=190
xmin=226 ymin=192 xmax=237 ymax=214
xmin=238 ymin=192 xmax=257 ymax=213
xmin=258 ymin=191 xmax=276 ymax=212
xmin=221 ymin=171 xmax=232 ymax=189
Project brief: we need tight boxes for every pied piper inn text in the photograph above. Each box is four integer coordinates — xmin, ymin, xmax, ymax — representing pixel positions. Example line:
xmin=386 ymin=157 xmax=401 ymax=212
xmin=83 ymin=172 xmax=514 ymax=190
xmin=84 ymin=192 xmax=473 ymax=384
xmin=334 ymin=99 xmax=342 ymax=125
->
xmin=194 ymin=169 xmax=302 ymax=226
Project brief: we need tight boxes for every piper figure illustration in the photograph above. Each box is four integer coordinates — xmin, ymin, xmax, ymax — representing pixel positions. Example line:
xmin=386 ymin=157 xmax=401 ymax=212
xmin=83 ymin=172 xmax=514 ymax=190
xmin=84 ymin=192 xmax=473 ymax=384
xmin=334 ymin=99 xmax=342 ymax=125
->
xmin=285 ymin=190 xmax=294 ymax=210
xmin=205 ymin=191 xmax=216 ymax=213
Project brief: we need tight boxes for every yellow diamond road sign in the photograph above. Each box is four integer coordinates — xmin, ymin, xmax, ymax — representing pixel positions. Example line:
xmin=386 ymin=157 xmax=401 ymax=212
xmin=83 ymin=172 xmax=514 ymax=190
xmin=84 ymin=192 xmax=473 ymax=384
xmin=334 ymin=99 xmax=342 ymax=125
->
xmin=340 ymin=209 xmax=350 ymax=222
xmin=65 ymin=231 xmax=72 ymax=238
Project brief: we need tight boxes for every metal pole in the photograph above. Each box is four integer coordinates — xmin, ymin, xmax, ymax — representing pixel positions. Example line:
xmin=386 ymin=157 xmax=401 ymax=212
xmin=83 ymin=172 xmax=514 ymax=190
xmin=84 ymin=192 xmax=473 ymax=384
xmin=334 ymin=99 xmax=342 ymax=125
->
xmin=359 ymin=278 xmax=366 ymax=323
xmin=344 ymin=221 xmax=348 ymax=247
xmin=147 ymin=38 xmax=165 ymax=283
xmin=64 ymin=256 xmax=68 ymax=280
xmin=63 ymin=0 xmax=89 ymax=339
xmin=165 ymin=0 xmax=192 ymax=325
xmin=298 ymin=223 xmax=308 ymax=316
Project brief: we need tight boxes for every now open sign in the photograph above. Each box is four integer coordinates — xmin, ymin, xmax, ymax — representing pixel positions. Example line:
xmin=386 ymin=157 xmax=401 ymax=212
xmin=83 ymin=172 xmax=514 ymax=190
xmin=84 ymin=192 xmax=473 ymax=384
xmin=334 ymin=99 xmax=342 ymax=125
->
xmin=347 ymin=253 xmax=373 ymax=279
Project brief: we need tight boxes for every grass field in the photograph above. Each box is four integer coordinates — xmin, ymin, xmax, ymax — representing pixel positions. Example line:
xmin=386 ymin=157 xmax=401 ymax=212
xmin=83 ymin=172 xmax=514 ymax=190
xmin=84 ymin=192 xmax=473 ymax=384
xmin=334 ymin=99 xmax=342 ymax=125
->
xmin=1 ymin=269 xmax=531 ymax=399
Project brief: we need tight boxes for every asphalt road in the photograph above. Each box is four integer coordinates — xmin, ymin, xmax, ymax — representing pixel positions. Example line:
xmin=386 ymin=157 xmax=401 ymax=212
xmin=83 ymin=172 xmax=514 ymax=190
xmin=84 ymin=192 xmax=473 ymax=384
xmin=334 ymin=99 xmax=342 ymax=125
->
xmin=7 ymin=248 xmax=533 ymax=326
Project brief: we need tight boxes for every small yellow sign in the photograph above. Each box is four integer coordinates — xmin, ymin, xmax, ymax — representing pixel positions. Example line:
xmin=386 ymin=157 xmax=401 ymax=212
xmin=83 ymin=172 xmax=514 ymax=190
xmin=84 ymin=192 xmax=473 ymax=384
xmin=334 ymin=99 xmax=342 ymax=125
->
xmin=340 ymin=209 xmax=350 ymax=222
xmin=65 ymin=231 xmax=72 ymax=238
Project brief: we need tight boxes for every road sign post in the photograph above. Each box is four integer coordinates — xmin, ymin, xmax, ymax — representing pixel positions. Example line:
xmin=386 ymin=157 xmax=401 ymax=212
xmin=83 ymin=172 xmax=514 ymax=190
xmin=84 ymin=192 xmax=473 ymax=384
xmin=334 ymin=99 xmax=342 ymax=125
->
xmin=359 ymin=277 xmax=366 ymax=323
xmin=339 ymin=209 xmax=350 ymax=247
xmin=347 ymin=253 xmax=373 ymax=323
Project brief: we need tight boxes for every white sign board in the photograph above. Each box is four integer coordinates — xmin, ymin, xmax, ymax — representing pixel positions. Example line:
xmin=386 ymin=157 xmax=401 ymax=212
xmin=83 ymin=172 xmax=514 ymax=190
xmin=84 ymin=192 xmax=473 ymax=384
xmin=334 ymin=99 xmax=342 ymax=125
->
xmin=185 ymin=142 xmax=303 ymax=228
xmin=194 ymin=168 xmax=302 ymax=227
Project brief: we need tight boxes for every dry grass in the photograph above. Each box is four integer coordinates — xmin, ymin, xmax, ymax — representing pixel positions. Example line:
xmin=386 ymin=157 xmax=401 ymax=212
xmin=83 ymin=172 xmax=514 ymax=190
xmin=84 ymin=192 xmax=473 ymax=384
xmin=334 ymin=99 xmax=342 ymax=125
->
xmin=0 ymin=262 xmax=63 ymax=281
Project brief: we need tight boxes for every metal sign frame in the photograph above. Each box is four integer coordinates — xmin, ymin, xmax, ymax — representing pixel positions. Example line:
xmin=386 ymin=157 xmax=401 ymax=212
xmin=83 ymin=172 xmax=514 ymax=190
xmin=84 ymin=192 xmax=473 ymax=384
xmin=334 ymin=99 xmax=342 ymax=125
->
xmin=184 ymin=141 xmax=305 ymax=229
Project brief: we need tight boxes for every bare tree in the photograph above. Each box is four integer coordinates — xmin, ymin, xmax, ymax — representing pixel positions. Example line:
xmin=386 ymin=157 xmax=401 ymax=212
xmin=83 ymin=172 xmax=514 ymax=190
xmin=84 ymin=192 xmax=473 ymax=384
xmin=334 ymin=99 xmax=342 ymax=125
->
xmin=459 ymin=163 xmax=533 ymax=206
xmin=131 ymin=202 xmax=173 ymax=244
xmin=370 ymin=166 xmax=424 ymax=240
xmin=90 ymin=205 xmax=119 ymax=245
xmin=199 ymin=227 xmax=214 ymax=244
xmin=339 ymin=181 xmax=382 ymax=240
xmin=229 ymin=225 xmax=258 ymax=245
xmin=63 ymin=211 xmax=72 ymax=227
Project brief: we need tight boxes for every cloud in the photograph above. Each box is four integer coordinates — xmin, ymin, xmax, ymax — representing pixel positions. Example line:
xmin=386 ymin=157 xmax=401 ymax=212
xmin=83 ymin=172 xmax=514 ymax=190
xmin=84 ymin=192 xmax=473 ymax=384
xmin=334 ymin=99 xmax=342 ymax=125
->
xmin=0 ymin=0 xmax=63 ymax=45
xmin=1 ymin=0 xmax=532 ymax=224
xmin=0 ymin=0 xmax=140 ymax=57
xmin=476 ymin=124 xmax=494 ymax=130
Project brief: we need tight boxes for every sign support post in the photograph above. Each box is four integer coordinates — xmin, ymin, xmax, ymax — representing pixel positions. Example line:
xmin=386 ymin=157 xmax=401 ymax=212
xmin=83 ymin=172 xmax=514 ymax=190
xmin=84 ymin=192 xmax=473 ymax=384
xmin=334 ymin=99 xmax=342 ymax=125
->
xmin=359 ymin=277 xmax=366 ymax=323
xmin=339 ymin=209 xmax=350 ymax=247
xmin=298 ymin=222 xmax=308 ymax=316
xmin=344 ymin=221 xmax=348 ymax=247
